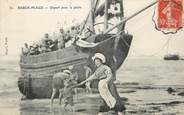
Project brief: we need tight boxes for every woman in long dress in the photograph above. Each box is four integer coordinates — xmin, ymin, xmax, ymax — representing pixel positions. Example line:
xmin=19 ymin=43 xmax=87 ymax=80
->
xmin=79 ymin=53 xmax=126 ymax=115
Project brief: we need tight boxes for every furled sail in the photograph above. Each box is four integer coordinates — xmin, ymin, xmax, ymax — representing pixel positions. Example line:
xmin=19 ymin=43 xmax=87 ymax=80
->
xmin=75 ymin=39 xmax=99 ymax=48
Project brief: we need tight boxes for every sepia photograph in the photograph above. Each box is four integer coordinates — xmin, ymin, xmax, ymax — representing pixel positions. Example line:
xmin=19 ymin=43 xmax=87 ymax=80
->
xmin=0 ymin=0 xmax=184 ymax=115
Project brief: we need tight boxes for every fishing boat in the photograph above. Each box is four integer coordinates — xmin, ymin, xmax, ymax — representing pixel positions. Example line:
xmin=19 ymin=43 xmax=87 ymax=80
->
xmin=164 ymin=54 xmax=180 ymax=60
xmin=18 ymin=0 xmax=157 ymax=99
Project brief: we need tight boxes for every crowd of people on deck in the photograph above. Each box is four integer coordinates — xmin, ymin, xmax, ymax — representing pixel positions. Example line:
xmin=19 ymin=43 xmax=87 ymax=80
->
xmin=21 ymin=25 xmax=81 ymax=56
xmin=51 ymin=53 xmax=126 ymax=115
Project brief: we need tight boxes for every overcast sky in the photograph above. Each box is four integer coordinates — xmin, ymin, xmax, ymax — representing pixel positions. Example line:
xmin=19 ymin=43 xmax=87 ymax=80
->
xmin=0 ymin=0 xmax=184 ymax=59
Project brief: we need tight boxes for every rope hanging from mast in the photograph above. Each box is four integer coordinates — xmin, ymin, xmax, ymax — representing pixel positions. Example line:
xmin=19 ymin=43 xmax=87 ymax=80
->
xmin=120 ymin=32 xmax=171 ymax=57
xmin=79 ymin=0 xmax=100 ymax=35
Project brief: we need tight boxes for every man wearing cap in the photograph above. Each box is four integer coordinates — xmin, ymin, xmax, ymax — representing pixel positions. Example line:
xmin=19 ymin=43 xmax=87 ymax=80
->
xmin=51 ymin=70 xmax=71 ymax=106
xmin=78 ymin=53 xmax=126 ymax=115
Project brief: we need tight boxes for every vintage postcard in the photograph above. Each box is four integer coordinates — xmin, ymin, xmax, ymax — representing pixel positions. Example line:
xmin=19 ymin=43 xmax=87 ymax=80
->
xmin=0 ymin=0 xmax=184 ymax=115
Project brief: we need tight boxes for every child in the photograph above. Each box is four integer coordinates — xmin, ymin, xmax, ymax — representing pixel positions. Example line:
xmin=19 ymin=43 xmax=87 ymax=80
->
xmin=62 ymin=76 xmax=78 ymax=112
xmin=51 ymin=71 xmax=69 ymax=106
xmin=84 ymin=65 xmax=92 ymax=93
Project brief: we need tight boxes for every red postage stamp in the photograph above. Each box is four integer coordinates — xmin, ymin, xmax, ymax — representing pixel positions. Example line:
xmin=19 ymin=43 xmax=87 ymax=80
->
xmin=158 ymin=0 xmax=183 ymax=29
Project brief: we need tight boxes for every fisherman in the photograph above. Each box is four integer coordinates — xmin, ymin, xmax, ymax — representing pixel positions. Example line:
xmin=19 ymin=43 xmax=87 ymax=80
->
xmin=45 ymin=33 xmax=53 ymax=45
xmin=75 ymin=23 xmax=81 ymax=33
xmin=33 ymin=44 xmax=40 ymax=55
xmin=50 ymin=70 xmax=71 ymax=106
xmin=57 ymin=28 xmax=65 ymax=49
xmin=48 ymin=32 xmax=58 ymax=51
xmin=70 ymin=26 xmax=78 ymax=38
xmin=29 ymin=45 xmax=35 ymax=55
xmin=84 ymin=65 xmax=93 ymax=93
xmin=22 ymin=43 xmax=30 ymax=56
xmin=39 ymin=45 xmax=47 ymax=53
xmin=41 ymin=33 xmax=52 ymax=52
xmin=65 ymin=26 xmax=79 ymax=47
xmin=78 ymin=53 xmax=126 ymax=115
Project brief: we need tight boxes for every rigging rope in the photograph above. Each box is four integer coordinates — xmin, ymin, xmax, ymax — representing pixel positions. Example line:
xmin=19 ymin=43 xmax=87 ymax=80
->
xmin=98 ymin=28 xmax=171 ymax=57
xmin=124 ymin=36 xmax=171 ymax=57
xmin=116 ymin=29 xmax=171 ymax=57
xmin=79 ymin=0 xmax=99 ymax=35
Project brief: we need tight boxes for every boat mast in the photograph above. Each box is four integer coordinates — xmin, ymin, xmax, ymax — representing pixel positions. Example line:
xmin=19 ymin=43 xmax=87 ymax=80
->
xmin=113 ymin=0 xmax=125 ymax=79
xmin=88 ymin=0 xmax=95 ymax=33
xmin=104 ymin=0 xmax=109 ymax=30
xmin=104 ymin=0 xmax=125 ymax=31
xmin=119 ymin=0 xmax=125 ymax=30
xmin=104 ymin=0 xmax=158 ymax=34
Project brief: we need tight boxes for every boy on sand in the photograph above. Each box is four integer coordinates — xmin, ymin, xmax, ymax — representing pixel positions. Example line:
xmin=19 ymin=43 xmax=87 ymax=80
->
xmin=50 ymin=70 xmax=71 ymax=106
xmin=84 ymin=65 xmax=93 ymax=93
xmin=62 ymin=75 xmax=78 ymax=112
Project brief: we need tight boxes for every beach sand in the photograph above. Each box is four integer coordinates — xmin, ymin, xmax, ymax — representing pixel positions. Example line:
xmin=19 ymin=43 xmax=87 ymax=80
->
xmin=1 ymin=85 xmax=184 ymax=115
xmin=1 ymin=58 xmax=184 ymax=115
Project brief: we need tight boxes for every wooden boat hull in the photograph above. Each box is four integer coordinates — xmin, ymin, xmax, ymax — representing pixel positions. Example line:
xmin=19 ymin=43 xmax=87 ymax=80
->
xmin=18 ymin=33 xmax=133 ymax=98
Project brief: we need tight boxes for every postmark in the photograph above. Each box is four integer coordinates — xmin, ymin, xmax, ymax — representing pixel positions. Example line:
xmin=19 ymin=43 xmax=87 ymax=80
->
xmin=158 ymin=0 xmax=183 ymax=32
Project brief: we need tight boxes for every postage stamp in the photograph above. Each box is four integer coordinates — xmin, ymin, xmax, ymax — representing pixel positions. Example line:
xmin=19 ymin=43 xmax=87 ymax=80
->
xmin=158 ymin=0 xmax=183 ymax=29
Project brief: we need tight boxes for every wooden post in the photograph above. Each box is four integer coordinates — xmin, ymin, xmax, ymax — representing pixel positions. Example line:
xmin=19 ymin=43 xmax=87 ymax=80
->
xmin=104 ymin=0 xmax=108 ymax=30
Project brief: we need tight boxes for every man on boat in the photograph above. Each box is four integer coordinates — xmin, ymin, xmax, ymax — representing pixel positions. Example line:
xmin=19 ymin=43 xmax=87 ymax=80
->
xmin=78 ymin=53 xmax=126 ymax=115
xmin=29 ymin=44 xmax=39 ymax=55
xmin=21 ymin=43 xmax=30 ymax=56
xmin=64 ymin=27 xmax=77 ymax=47
xmin=41 ymin=33 xmax=52 ymax=52
xmin=64 ymin=30 xmax=73 ymax=47
xmin=51 ymin=69 xmax=72 ymax=106
xmin=48 ymin=32 xmax=59 ymax=51
xmin=39 ymin=45 xmax=47 ymax=53
xmin=31 ymin=43 xmax=40 ymax=55
xmin=57 ymin=28 xmax=65 ymax=49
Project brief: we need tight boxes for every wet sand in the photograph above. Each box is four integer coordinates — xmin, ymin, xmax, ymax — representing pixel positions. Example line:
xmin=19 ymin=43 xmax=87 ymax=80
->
xmin=1 ymin=84 xmax=184 ymax=115
xmin=1 ymin=58 xmax=184 ymax=115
